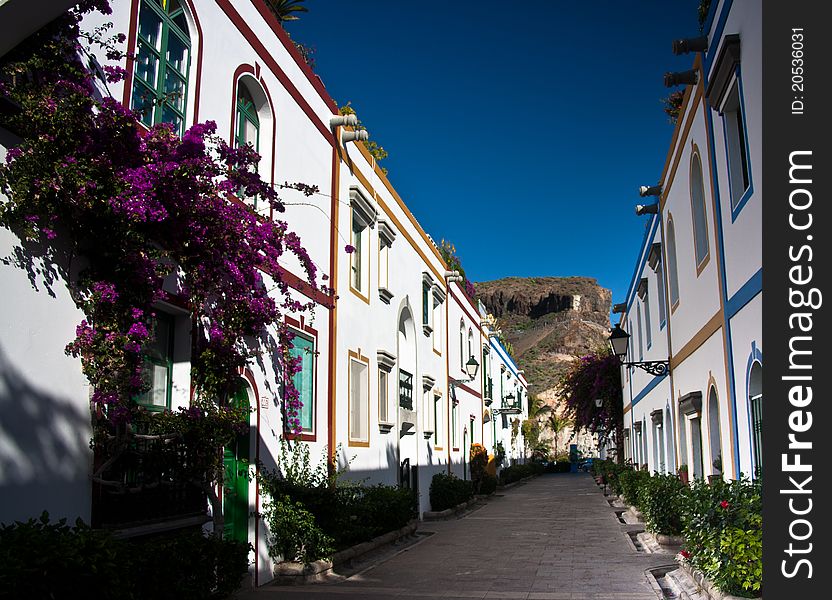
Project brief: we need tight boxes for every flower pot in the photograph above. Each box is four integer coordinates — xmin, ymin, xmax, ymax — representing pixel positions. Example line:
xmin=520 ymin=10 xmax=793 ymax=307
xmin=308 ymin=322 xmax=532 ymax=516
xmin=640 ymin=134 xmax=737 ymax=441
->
xmin=678 ymin=471 xmax=689 ymax=485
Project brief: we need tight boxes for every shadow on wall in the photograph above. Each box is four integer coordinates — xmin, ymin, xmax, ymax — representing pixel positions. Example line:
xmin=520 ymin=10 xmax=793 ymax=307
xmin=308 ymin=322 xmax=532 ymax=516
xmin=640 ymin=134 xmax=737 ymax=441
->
xmin=0 ymin=344 xmax=93 ymax=525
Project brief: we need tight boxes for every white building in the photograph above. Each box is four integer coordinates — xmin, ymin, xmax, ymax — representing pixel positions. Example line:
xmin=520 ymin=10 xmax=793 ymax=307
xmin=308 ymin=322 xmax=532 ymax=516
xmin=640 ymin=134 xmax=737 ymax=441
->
xmin=617 ymin=0 xmax=761 ymax=482
xmin=0 ymin=0 xmax=527 ymax=587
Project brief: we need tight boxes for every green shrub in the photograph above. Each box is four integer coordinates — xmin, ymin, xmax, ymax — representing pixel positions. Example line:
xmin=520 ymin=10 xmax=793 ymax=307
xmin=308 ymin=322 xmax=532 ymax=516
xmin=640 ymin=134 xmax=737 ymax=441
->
xmin=260 ymin=474 xmax=415 ymax=553
xmin=262 ymin=495 xmax=334 ymax=565
xmin=478 ymin=473 xmax=498 ymax=495
xmin=639 ymin=473 xmax=689 ymax=535
xmin=618 ymin=468 xmax=651 ymax=508
xmin=593 ymin=459 xmax=629 ymax=495
xmin=429 ymin=472 xmax=473 ymax=511
xmin=498 ymin=462 xmax=543 ymax=485
xmin=0 ymin=512 xmax=249 ymax=600
xmin=681 ymin=477 xmax=762 ymax=597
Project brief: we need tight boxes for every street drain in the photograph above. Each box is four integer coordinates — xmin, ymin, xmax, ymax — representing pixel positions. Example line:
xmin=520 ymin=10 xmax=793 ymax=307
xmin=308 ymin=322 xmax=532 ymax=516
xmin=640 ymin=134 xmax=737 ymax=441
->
xmin=627 ymin=531 xmax=646 ymax=552
xmin=647 ymin=565 xmax=682 ymax=599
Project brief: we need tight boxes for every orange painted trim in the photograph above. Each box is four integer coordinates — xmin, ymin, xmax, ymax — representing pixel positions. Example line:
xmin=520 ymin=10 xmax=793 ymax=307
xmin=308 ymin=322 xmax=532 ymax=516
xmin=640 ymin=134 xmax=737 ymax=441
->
xmin=700 ymin=90 xmax=738 ymax=479
xmin=659 ymin=54 xmax=703 ymax=203
xmin=670 ymin=310 xmax=723 ymax=371
xmin=327 ymin=146 xmax=340 ymax=468
xmin=347 ymin=350 xmax=371 ymax=447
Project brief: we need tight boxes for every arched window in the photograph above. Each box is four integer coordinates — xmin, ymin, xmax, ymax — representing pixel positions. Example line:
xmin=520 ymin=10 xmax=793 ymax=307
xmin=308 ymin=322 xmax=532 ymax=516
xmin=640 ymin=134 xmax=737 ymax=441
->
xmin=236 ymin=85 xmax=259 ymax=156
xmin=636 ymin=304 xmax=643 ymax=361
xmin=749 ymin=361 xmax=762 ymax=477
xmin=459 ymin=320 xmax=465 ymax=371
xmin=234 ymin=79 xmax=267 ymax=208
xmin=467 ymin=328 xmax=473 ymax=364
xmin=707 ymin=387 xmax=722 ymax=477
xmin=666 ymin=217 xmax=680 ymax=308
xmin=132 ymin=0 xmax=192 ymax=135
xmin=690 ymin=151 xmax=710 ymax=268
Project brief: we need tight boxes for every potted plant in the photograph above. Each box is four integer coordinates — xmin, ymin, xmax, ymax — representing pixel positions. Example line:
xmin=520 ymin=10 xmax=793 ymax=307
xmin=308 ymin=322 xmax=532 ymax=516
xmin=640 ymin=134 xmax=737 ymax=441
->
xmin=677 ymin=464 xmax=689 ymax=485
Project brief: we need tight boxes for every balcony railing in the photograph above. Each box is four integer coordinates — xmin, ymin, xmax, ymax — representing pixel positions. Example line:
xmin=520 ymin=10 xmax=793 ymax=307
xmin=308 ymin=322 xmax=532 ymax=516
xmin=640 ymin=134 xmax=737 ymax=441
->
xmin=399 ymin=369 xmax=413 ymax=410
xmin=91 ymin=431 xmax=207 ymax=530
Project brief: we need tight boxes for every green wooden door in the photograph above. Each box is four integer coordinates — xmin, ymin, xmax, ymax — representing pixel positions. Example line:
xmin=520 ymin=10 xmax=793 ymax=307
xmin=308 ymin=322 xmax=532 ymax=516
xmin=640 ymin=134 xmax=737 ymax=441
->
xmin=223 ymin=383 xmax=251 ymax=543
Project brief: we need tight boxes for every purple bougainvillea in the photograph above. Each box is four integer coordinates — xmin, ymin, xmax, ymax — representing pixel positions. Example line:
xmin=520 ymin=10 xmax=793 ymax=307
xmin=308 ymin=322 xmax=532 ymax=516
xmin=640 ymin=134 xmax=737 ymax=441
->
xmin=0 ymin=1 xmax=323 ymax=436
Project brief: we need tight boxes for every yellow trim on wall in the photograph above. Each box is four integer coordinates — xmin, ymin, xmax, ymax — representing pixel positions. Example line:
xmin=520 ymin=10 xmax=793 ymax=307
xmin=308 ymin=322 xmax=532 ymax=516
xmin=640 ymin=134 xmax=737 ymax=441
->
xmin=345 ymin=154 xmax=448 ymax=283
xmin=670 ymin=310 xmax=723 ymax=371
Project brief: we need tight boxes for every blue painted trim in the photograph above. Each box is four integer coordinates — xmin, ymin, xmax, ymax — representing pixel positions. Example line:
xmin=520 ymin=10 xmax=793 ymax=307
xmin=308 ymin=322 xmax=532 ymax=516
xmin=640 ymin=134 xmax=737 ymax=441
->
xmin=726 ymin=268 xmax=762 ymax=319
xmin=660 ymin=320 xmax=667 ymax=331
xmin=704 ymin=0 xmax=734 ymax=75
xmin=703 ymin=64 xmax=741 ymax=480
xmin=701 ymin=0 xmax=720 ymax=41
xmin=631 ymin=373 xmax=668 ymax=408
xmin=727 ymin=67 xmax=754 ymax=222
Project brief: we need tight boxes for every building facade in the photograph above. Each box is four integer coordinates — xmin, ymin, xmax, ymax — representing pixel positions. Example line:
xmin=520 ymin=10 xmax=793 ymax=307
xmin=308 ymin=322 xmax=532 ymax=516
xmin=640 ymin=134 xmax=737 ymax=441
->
xmin=0 ymin=0 xmax=527 ymax=587
xmin=617 ymin=0 xmax=761 ymax=483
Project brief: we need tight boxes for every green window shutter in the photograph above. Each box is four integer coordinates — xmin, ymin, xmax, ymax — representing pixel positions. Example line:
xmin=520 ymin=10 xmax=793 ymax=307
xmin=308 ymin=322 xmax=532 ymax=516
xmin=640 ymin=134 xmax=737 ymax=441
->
xmin=289 ymin=334 xmax=315 ymax=432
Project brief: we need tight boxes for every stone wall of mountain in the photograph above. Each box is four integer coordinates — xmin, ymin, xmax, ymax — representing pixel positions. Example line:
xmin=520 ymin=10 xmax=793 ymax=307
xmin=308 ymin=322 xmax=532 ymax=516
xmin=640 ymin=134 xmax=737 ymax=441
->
xmin=476 ymin=276 xmax=612 ymax=396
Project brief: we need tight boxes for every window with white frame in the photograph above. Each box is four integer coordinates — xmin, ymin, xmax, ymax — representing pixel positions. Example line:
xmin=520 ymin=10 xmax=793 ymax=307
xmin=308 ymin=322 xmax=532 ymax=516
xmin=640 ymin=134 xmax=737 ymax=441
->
xmin=349 ymin=356 xmax=369 ymax=443
xmin=431 ymin=285 xmax=445 ymax=353
xmin=722 ymin=79 xmax=750 ymax=209
xmin=433 ymin=393 xmax=443 ymax=447
xmin=377 ymin=349 xmax=396 ymax=428
xmin=459 ymin=320 xmax=465 ymax=371
xmin=349 ymin=187 xmax=377 ymax=297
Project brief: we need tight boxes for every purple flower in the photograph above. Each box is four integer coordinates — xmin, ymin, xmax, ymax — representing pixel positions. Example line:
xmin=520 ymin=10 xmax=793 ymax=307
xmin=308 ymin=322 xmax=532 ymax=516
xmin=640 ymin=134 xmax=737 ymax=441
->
xmin=344 ymin=244 xmax=355 ymax=254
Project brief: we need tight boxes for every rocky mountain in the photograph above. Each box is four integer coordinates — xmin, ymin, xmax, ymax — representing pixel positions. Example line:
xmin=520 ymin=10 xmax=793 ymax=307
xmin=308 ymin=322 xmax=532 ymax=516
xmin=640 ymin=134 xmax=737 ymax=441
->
xmin=476 ymin=277 xmax=612 ymax=397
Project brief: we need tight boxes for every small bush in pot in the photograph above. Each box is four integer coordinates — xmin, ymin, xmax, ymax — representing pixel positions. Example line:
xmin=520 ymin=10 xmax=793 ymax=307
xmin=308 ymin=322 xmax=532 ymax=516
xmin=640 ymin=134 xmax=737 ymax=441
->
xmin=639 ymin=473 xmax=688 ymax=535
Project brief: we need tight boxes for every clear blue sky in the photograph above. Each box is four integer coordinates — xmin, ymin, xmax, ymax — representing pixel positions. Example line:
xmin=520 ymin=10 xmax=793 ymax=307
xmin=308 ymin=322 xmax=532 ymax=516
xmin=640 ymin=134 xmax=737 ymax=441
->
xmin=291 ymin=1 xmax=702 ymax=306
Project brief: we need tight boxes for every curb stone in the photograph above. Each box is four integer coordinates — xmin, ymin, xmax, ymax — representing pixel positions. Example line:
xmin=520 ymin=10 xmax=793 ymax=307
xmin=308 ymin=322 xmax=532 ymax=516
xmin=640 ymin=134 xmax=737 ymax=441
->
xmin=271 ymin=520 xmax=418 ymax=585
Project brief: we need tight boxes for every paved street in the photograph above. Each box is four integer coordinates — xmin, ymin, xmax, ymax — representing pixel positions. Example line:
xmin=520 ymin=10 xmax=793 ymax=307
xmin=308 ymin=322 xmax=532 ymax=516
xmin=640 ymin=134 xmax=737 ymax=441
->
xmin=241 ymin=473 xmax=676 ymax=599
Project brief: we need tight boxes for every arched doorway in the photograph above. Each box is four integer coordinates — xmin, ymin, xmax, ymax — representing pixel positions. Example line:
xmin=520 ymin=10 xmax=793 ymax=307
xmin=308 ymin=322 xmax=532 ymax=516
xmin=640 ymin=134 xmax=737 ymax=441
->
xmin=749 ymin=362 xmax=762 ymax=477
xmin=223 ymin=379 xmax=252 ymax=543
xmin=397 ymin=302 xmax=418 ymax=494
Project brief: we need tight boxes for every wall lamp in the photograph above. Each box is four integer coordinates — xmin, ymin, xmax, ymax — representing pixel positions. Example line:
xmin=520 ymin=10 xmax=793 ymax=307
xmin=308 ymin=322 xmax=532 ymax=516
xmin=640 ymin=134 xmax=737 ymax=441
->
xmin=450 ymin=356 xmax=480 ymax=387
xmin=493 ymin=391 xmax=522 ymax=415
xmin=608 ymin=324 xmax=670 ymax=376
xmin=635 ymin=203 xmax=659 ymax=216
xmin=664 ymin=69 xmax=699 ymax=88
xmin=672 ymin=36 xmax=708 ymax=55
xmin=612 ymin=302 xmax=627 ymax=314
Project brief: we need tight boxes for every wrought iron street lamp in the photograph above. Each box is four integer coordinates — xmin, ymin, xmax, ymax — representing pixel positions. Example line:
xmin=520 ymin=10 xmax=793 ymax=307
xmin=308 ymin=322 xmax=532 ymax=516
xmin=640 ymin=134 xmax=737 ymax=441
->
xmin=450 ymin=355 xmax=480 ymax=390
xmin=608 ymin=324 xmax=670 ymax=376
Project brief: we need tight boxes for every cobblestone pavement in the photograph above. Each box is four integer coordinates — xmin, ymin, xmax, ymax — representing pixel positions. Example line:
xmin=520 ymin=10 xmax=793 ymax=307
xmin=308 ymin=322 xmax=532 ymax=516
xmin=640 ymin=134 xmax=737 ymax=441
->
xmin=238 ymin=473 xmax=677 ymax=599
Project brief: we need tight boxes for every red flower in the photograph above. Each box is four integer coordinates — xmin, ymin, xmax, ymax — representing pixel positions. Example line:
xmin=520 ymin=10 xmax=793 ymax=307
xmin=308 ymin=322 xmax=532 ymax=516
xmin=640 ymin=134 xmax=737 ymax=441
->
xmin=680 ymin=550 xmax=690 ymax=559
xmin=720 ymin=500 xmax=729 ymax=509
